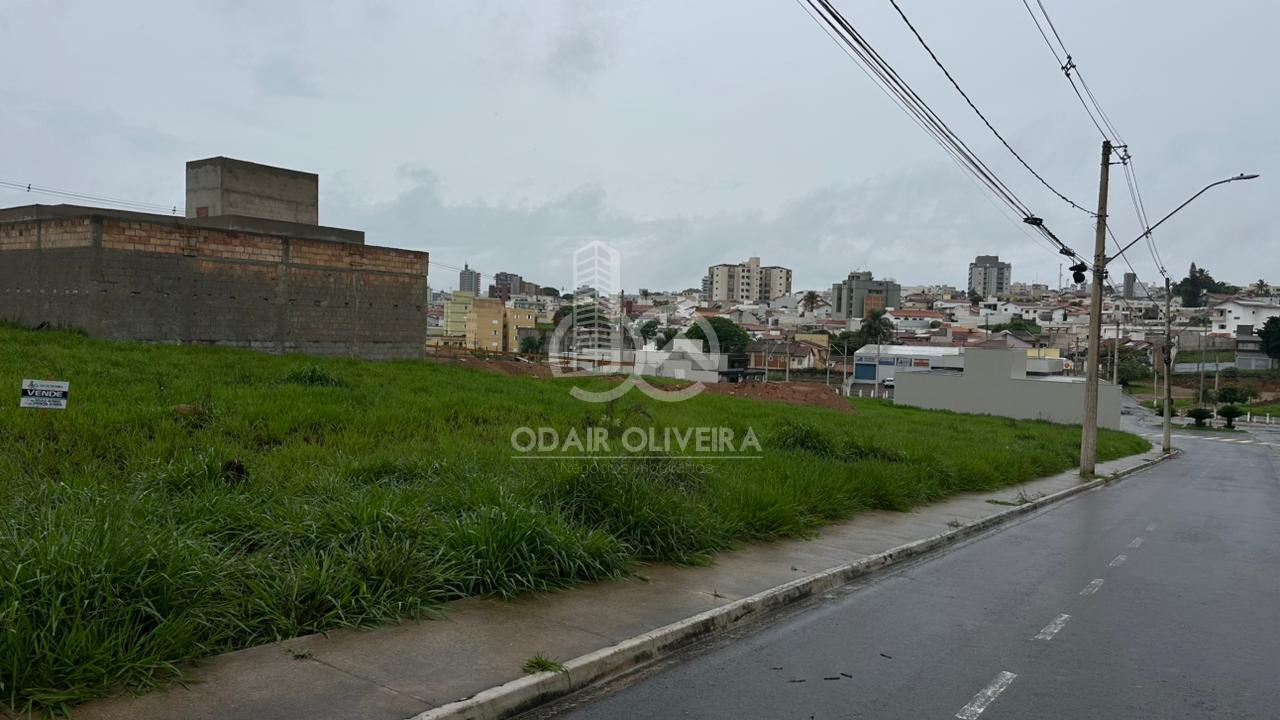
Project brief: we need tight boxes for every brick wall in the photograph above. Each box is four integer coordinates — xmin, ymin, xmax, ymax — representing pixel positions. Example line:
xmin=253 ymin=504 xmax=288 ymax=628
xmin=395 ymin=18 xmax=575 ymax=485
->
xmin=0 ymin=214 xmax=427 ymax=359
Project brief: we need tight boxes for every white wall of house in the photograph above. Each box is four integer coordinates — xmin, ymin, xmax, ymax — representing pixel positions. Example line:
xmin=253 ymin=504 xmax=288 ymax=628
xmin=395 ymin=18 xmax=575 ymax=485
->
xmin=894 ymin=348 xmax=1121 ymax=429
xmin=1212 ymin=300 xmax=1280 ymax=336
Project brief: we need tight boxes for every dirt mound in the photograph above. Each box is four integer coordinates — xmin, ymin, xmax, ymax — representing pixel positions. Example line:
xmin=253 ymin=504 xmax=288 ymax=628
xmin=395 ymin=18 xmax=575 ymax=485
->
xmin=701 ymin=381 xmax=857 ymax=414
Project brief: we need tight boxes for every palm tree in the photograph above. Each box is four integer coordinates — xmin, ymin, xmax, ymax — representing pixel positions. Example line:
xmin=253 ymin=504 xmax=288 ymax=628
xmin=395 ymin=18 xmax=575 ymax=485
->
xmin=859 ymin=309 xmax=894 ymax=345
xmin=801 ymin=291 xmax=819 ymax=316
xmin=1249 ymin=278 xmax=1269 ymax=296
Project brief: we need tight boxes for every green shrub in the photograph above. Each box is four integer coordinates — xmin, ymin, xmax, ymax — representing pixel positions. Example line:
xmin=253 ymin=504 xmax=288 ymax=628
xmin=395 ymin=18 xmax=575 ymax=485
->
xmin=1215 ymin=386 xmax=1254 ymax=404
xmin=1217 ymin=405 xmax=1244 ymax=429
xmin=769 ymin=419 xmax=837 ymax=457
xmin=281 ymin=365 xmax=347 ymax=387
xmin=1187 ymin=407 xmax=1214 ymax=427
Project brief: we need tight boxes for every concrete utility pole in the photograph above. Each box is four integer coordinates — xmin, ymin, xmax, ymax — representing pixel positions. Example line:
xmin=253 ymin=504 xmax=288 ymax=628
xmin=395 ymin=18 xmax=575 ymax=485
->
xmin=1198 ymin=330 xmax=1206 ymax=406
xmin=1112 ymin=312 xmax=1121 ymax=384
xmin=1163 ymin=277 xmax=1173 ymax=453
xmin=1080 ymin=140 xmax=1111 ymax=477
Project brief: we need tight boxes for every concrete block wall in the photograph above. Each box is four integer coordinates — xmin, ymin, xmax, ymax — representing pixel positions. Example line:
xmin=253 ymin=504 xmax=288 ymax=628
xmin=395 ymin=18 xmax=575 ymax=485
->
xmin=0 ymin=214 xmax=427 ymax=359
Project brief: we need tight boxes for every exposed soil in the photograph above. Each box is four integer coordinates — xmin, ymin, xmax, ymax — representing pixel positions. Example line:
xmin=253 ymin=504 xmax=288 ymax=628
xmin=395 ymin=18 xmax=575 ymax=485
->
xmin=700 ymin=380 xmax=858 ymax=414
xmin=428 ymin=354 xmax=859 ymax=413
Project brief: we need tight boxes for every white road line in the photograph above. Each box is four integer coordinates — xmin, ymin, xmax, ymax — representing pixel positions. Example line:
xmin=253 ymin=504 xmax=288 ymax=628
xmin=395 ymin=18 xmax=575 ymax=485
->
xmin=1129 ymin=537 xmax=1143 ymax=548
xmin=1145 ymin=523 xmax=1157 ymax=532
xmin=1034 ymin=613 xmax=1072 ymax=641
xmin=1109 ymin=554 xmax=1127 ymax=567
xmin=955 ymin=671 xmax=1018 ymax=719
xmin=1080 ymin=578 xmax=1105 ymax=596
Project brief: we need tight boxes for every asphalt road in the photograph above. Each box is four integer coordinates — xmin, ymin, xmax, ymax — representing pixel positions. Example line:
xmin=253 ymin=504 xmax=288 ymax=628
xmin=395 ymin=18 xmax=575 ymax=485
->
xmin=542 ymin=418 xmax=1280 ymax=719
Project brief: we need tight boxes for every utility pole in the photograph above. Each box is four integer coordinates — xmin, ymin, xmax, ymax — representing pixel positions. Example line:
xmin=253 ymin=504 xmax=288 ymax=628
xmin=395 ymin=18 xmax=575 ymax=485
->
xmin=1112 ymin=311 xmax=1121 ymax=384
xmin=1162 ymin=277 xmax=1173 ymax=453
xmin=1198 ymin=330 xmax=1206 ymax=406
xmin=1080 ymin=140 xmax=1111 ymax=477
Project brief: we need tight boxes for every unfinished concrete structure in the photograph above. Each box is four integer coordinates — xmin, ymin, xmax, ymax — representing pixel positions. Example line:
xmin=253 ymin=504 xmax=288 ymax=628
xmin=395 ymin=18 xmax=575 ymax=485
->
xmin=893 ymin=348 xmax=1120 ymax=429
xmin=0 ymin=159 xmax=429 ymax=359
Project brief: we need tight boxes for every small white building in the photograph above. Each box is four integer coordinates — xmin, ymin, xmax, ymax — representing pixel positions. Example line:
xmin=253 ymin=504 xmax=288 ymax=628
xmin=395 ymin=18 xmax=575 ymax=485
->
xmin=893 ymin=348 xmax=1120 ymax=429
xmin=1210 ymin=298 xmax=1280 ymax=337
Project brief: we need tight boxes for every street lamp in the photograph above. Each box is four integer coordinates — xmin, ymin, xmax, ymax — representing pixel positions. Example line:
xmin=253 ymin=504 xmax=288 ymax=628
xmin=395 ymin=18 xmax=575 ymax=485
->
xmin=1079 ymin=170 xmax=1259 ymax=477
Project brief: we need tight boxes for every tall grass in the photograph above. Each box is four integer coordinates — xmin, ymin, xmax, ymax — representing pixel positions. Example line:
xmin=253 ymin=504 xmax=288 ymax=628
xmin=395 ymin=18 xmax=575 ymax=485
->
xmin=0 ymin=327 xmax=1149 ymax=712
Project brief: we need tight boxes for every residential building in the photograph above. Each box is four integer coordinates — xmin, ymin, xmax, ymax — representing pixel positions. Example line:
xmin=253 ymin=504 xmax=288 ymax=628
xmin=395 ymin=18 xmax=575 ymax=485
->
xmin=1123 ymin=272 xmax=1137 ymax=300
xmin=968 ymin=255 xmax=1012 ymax=297
xmin=444 ymin=291 xmax=475 ymax=337
xmin=707 ymin=257 xmax=793 ymax=303
xmin=831 ymin=271 xmax=901 ymax=320
xmin=894 ymin=348 xmax=1120 ymax=429
xmin=488 ymin=271 xmax=523 ymax=301
xmin=1235 ymin=324 xmax=1277 ymax=370
xmin=459 ymin=264 xmax=481 ymax=294
xmin=1210 ymin=298 xmax=1280 ymax=337
xmin=885 ymin=308 xmax=945 ymax=332
xmin=466 ymin=298 xmax=506 ymax=351
xmin=505 ymin=306 xmax=537 ymax=351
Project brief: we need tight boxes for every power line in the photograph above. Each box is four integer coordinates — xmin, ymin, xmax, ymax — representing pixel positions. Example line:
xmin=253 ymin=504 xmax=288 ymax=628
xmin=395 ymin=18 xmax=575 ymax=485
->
xmin=1018 ymin=0 xmax=1169 ymax=281
xmin=794 ymin=0 xmax=1088 ymax=267
xmin=885 ymin=0 xmax=1095 ymax=217
xmin=0 ymin=178 xmax=182 ymax=214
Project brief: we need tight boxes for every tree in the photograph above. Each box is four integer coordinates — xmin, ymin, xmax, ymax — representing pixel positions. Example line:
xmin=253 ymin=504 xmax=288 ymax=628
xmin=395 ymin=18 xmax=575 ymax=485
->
xmin=684 ymin=317 xmax=751 ymax=352
xmin=829 ymin=330 xmax=864 ymax=356
xmin=656 ymin=327 xmax=679 ymax=348
xmin=1116 ymin=358 xmax=1151 ymax=386
xmin=988 ymin=316 xmax=1042 ymax=336
xmin=968 ymin=289 xmax=982 ymax=305
xmin=1248 ymin=279 xmax=1269 ymax=297
xmin=1187 ymin=407 xmax=1213 ymax=427
xmin=1174 ymin=263 xmax=1234 ymax=308
xmin=1259 ymin=317 xmax=1280 ymax=361
xmin=519 ymin=335 xmax=544 ymax=355
xmin=1215 ymin=385 xmax=1255 ymax=405
xmin=638 ymin=319 xmax=658 ymax=343
xmin=859 ymin=309 xmax=895 ymax=345
xmin=552 ymin=306 xmax=574 ymax=326
xmin=801 ymin=291 xmax=819 ymax=316
xmin=539 ymin=286 xmax=560 ymax=297
xmin=1217 ymin=405 xmax=1244 ymax=429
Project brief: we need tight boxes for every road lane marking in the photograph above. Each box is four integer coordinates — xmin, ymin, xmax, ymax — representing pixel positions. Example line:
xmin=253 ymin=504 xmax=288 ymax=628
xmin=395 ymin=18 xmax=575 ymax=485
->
xmin=955 ymin=671 xmax=1017 ymax=719
xmin=1034 ymin=613 xmax=1072 ymax=641
xmin=1109 ymin=554 xmax=1127 ymax=567
xmin=1080 ymin=578 xmax=1105 ymax=596
xmin=1145 ymin=523 xmax=1157 ymax=532
xmin=1129 ymin=537 xmax=1143 ymax=548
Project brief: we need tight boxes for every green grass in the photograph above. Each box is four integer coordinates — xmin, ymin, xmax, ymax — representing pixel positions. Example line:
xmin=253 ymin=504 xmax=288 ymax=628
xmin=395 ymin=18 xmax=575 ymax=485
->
xmin=521 ymin=653 xmax=565 ymax=674
xmin=0 ymin=327 xmax=1149 ymax=712
xmin=1243 ymin=402 xmax=1280 ymax=417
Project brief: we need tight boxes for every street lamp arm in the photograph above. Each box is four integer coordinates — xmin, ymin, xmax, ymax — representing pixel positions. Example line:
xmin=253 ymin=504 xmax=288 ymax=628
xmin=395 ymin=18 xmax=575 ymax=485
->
xmin=1107 ymin=173 xmax=1260 ymax=265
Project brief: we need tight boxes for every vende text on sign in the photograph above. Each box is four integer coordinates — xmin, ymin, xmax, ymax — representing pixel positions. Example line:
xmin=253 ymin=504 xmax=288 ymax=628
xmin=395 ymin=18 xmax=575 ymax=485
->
xmin=20 ymin=379 xmax=70 ymax=410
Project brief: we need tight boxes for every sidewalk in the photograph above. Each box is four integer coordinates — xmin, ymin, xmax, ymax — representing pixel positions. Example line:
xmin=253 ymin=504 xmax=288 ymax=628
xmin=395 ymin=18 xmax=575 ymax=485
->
xmin=71 ymin=449 xmax=1167 ymax=720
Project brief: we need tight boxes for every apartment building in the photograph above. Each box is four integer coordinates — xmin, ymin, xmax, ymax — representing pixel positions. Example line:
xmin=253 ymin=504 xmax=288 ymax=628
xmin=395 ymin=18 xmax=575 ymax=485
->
xmin=707 ymin=257 xmax=792 ymax=303
xmin=444 ymin=291 xmax=475 ymax=337
xmin=505 ymin=307 xmax=538 ymax=351
xmin=968 ymin=255 xmax=1012 ymax=297
xmin=831 ymin=271 xmax=901 ymax=320
xmin=458 ymin=264 xmax=481 ymax=294
xmin=466 ymin=298 xmax=506 ymax=351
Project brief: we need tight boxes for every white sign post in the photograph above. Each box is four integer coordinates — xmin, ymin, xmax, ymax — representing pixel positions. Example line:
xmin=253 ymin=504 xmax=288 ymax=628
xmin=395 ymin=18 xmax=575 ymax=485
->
xmin=20 ymin=379 xmax=69 ymax=410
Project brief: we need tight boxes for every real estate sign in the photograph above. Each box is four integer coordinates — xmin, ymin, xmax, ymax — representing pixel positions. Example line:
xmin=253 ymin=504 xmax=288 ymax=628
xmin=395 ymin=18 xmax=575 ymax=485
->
xmin=20 ymin=379 xmax=69 ymax=409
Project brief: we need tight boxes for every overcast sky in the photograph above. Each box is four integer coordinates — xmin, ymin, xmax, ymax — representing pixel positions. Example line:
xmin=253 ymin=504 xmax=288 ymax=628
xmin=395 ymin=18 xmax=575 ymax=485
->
xmin=1 ymin=0 xmax=1273 ymax=293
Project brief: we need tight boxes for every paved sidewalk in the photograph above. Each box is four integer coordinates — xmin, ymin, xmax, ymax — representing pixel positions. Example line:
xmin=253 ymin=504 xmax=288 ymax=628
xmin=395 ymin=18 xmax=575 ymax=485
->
xmin=72 ymin=449 xmax=1165 ymax=720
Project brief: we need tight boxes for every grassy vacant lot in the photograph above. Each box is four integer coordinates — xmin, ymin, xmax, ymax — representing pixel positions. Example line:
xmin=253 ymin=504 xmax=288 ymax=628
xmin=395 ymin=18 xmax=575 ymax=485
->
xmin=0 ymin=327 xmax=1148 ymax=712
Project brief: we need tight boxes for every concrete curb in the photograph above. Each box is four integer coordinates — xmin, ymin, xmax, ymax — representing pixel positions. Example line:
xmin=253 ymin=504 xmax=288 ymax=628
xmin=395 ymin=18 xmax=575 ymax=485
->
xmin=411 ymin=450 xmax=1178 ymax=720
